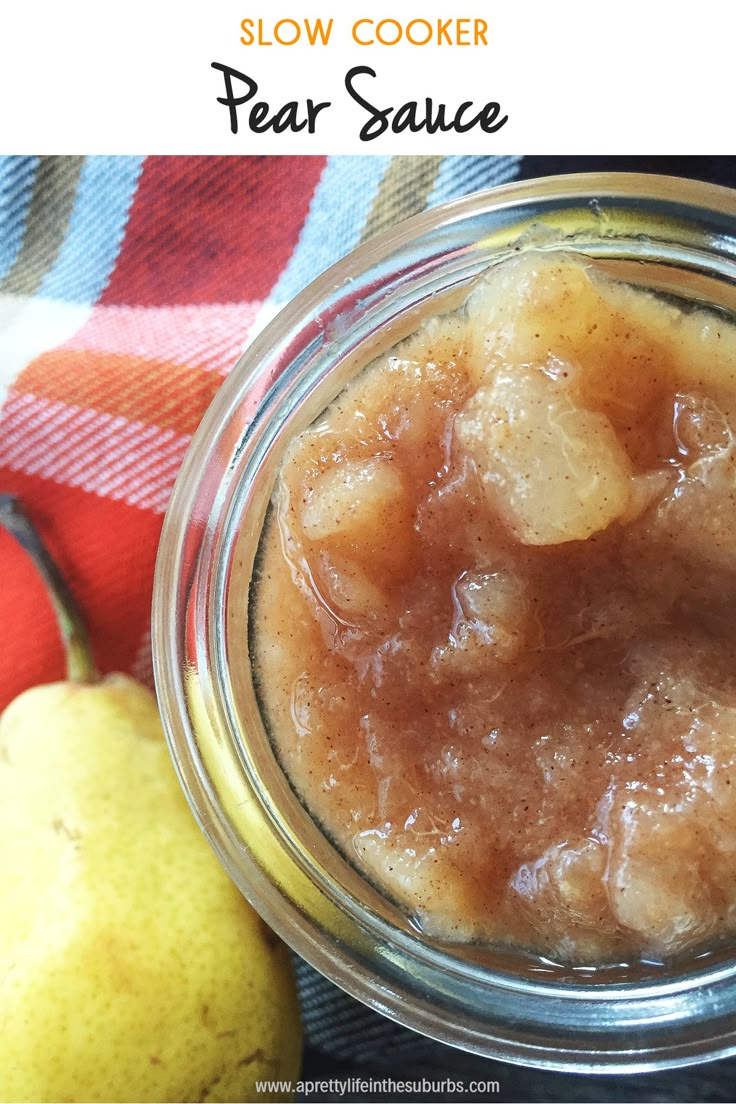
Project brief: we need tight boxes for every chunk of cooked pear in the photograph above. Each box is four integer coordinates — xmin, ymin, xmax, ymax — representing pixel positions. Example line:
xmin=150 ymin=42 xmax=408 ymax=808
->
xmin=456 ymin=366 xmax=632 ymax=544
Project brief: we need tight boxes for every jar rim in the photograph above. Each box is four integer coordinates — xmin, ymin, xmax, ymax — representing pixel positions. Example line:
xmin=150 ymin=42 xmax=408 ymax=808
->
xmin=153 ymin=172 xmax=736 ymax=1072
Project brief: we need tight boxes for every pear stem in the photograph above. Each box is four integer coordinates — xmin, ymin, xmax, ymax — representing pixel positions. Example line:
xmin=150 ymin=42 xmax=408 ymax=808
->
xmin=0 ymin=496 xmax=98 ymax=684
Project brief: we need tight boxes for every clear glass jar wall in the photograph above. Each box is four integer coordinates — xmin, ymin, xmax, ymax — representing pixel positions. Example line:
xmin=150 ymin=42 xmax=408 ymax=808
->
xmin=152 ymin=175 xmax=736 ymax=1072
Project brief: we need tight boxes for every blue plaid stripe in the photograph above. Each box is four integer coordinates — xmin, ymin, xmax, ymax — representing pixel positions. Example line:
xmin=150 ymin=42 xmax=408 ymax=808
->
xmin=427 ymin=154 xmax=522 ymax=207
xmin=268 ymin=154 xmax=393 ymax=308
xmin=38 ymin=156 xmax=144 ymax=304
xmin=0 ymin=157 xmax=39 ymax=282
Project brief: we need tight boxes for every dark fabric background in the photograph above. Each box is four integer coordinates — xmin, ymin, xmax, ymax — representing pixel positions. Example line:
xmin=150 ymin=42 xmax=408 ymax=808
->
xmin=297 ymin=155 xmax=736 ymax=1104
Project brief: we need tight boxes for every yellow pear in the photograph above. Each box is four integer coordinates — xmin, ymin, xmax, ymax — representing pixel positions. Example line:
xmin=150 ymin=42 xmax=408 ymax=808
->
xmin=0 ymin=497 xmax=301 ymax=1103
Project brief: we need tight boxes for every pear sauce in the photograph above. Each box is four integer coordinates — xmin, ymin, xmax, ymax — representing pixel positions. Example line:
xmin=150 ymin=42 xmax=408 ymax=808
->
xmin=252 ymin=251 xmax=736 ymax=966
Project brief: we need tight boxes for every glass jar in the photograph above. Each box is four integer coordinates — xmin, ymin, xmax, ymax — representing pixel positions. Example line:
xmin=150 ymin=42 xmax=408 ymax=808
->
xmin=152 ymin=173 xmax=736 ymax=1073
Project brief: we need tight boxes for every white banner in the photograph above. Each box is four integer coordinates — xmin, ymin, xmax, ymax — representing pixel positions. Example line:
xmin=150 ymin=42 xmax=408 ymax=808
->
xmin=2 ymin=0 xmax=733 ymax=154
